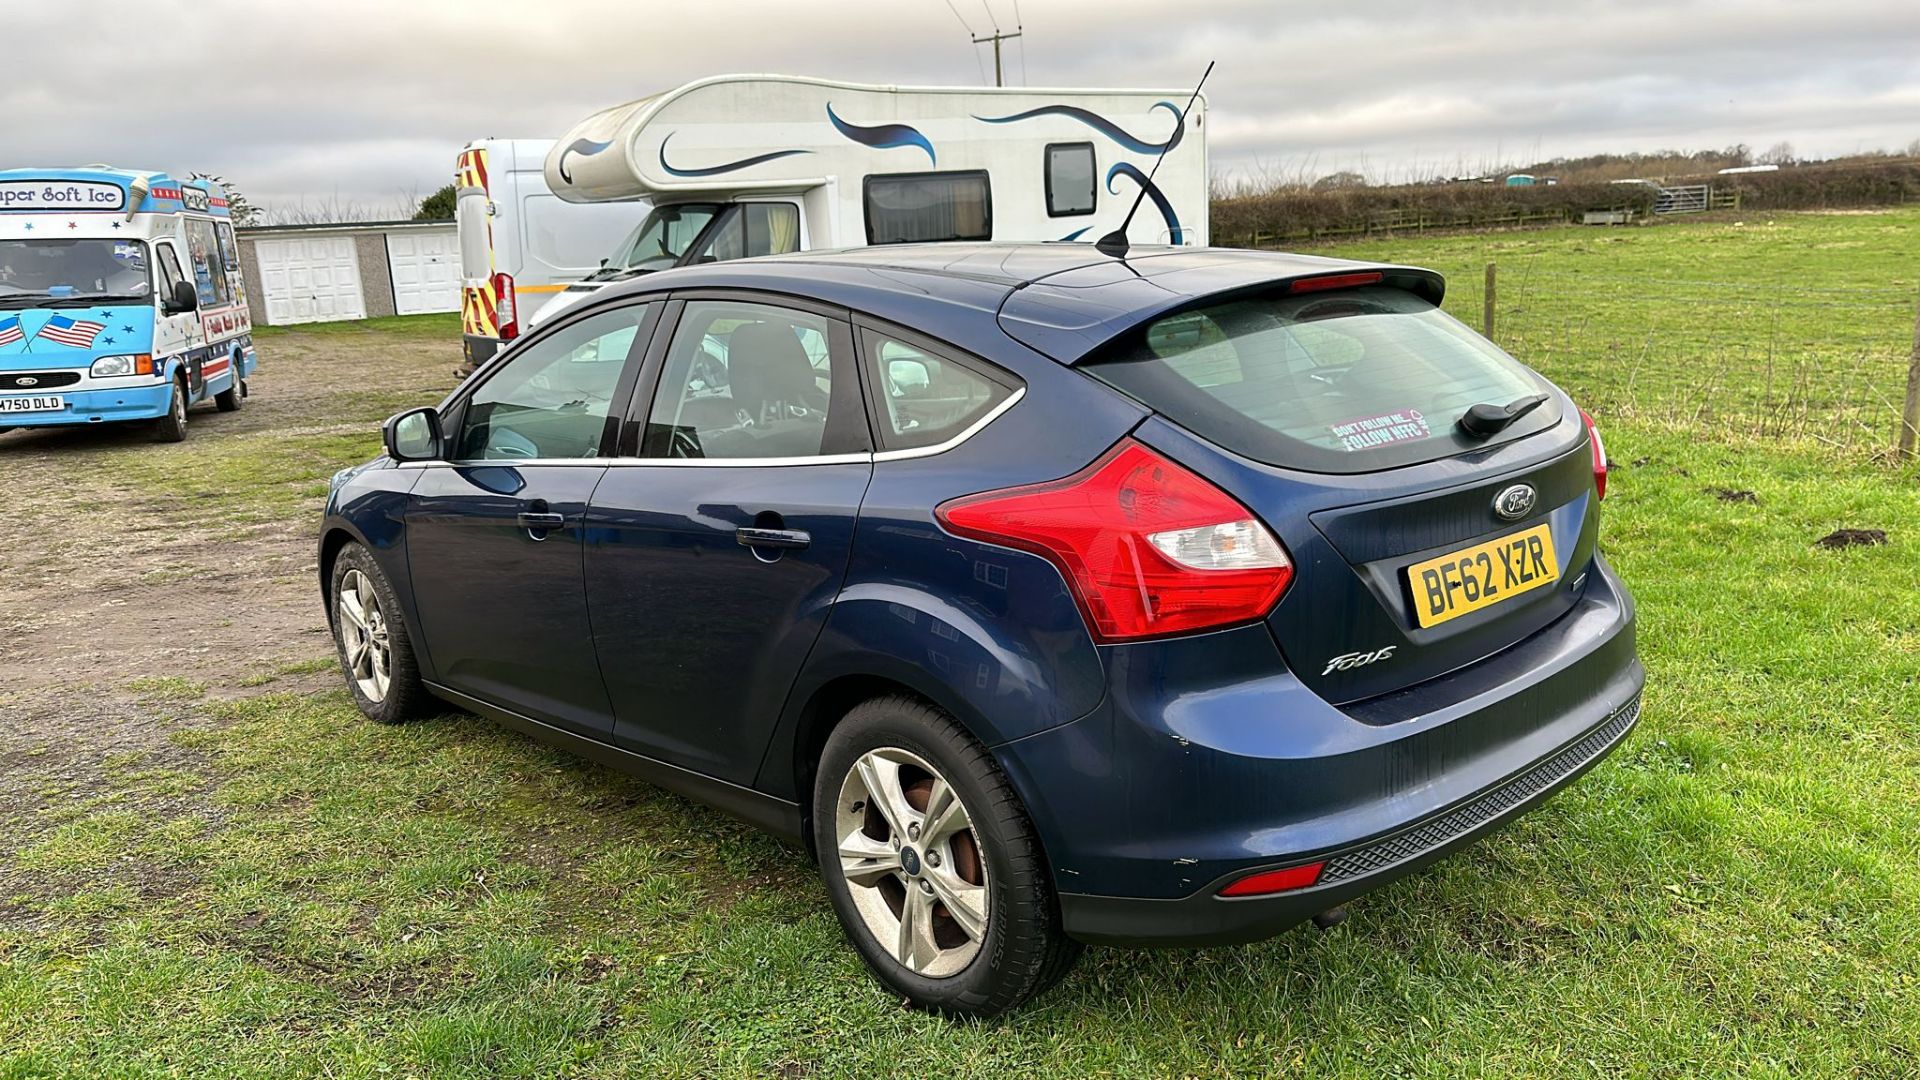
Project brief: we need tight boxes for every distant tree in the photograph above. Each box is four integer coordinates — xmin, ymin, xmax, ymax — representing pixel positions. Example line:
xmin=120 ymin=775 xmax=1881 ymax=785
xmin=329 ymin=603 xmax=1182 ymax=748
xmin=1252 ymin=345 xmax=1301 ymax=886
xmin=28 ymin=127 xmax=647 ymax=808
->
xmin=190 ymin=172 xmax=261 ymax=226
xmin=1311 ymin=170 xmax=1368 ymax=191
xmin=413 ymin=183 xmax=457 ymax=221
xmin=1758 ymin=141 xmax=1796 ymax=166
xmin=1907 ymin=138 xmax=1920 ymax=158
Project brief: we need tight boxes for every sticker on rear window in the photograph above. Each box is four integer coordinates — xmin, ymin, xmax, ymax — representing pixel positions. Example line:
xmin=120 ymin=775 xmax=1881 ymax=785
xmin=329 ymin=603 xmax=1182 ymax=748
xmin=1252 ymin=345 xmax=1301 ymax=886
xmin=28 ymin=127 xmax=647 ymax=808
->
xmin=1331 ymin=409 xmax=1429 ymax=451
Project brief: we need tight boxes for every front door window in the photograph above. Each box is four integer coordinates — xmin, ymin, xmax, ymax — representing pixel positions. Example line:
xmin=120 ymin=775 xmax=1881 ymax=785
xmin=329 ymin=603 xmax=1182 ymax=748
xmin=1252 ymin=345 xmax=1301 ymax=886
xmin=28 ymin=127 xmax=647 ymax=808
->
xmin=455 ymin=305 xmax=649 ymax=460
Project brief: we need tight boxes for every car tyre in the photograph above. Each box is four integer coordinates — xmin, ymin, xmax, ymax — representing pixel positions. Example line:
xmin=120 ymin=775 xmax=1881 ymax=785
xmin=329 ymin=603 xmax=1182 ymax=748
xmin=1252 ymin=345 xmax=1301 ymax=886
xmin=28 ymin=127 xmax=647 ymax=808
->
xmin=814 ymin=694 xmax=1081 ymax=1018
xmin=215 ymin=372 xmax=244 ymax=412
xmin=154 ymin=379 xmax=188 ymax=443
xmin=330 ymin=543 xmax=431 ymax=724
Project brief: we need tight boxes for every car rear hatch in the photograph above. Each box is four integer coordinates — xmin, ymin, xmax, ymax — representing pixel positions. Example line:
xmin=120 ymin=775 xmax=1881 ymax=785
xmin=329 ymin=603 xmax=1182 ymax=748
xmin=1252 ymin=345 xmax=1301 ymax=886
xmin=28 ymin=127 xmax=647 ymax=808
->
xmin=1079 ymin=273 xmax=1604 ymax=705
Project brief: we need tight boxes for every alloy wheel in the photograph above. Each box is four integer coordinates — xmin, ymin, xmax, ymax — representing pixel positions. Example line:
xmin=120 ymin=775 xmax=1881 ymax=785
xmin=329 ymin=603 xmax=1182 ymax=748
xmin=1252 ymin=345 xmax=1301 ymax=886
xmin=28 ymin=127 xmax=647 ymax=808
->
xmin=336 ymin=569 xmax=392 ymax=702
xmin=834 ymin=747 xmax=990 ymax=978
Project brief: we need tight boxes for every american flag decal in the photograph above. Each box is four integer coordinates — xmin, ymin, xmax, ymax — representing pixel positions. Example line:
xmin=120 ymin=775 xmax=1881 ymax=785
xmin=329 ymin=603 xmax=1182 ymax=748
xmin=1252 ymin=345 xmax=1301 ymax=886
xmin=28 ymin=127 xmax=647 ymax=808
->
xmin=0 ymin=317 xmax=21 ymax=347
xmin=36 ymin=316 xmax=106 ymax=348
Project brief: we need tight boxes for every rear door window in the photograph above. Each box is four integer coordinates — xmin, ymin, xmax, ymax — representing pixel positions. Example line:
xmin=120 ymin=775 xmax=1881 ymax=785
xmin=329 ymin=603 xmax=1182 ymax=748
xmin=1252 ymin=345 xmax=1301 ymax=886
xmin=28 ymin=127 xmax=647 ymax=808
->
xmin=1087 ymin=286 xmax=1556 ymax=473
xmin=640 ymin=300 xmax=862 ymax=459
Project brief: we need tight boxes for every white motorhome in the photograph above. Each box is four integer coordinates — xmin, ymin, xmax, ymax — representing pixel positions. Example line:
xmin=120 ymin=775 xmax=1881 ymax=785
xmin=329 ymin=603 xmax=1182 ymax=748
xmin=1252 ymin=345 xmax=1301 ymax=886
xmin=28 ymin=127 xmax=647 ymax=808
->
xmin=527 ymin=74 xmax=1208 ymax=327
xmin=454 ymin=139 xmax=650 ymax=368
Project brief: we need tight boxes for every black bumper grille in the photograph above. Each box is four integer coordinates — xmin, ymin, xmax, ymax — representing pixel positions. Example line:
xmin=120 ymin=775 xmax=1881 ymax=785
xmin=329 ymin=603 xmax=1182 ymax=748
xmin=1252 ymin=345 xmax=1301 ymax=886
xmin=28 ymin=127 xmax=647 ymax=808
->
xmin=1319 ymin=695 xmax=1641 ymax=884
xmin=0 ymin=371 xmax=81 ymax=390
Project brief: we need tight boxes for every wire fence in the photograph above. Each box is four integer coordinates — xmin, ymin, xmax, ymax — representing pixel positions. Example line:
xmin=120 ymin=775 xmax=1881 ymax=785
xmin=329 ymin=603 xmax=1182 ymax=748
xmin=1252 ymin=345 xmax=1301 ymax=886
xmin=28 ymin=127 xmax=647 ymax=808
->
xmin=1423 ymin=266 xmax=1920 ymax=454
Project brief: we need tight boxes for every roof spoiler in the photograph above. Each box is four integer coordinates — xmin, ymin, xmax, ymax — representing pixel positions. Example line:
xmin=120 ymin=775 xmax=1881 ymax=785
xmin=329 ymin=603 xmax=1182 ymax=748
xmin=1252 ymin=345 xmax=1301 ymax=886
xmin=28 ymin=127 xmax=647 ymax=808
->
xmin=998 ymin=260 xmax=1447 ymax=365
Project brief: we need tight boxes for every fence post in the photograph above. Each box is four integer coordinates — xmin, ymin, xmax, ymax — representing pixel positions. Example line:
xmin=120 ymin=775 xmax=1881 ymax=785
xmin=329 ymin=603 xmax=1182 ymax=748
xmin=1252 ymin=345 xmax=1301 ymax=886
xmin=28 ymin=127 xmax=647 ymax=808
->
xmin=1900 ymin=281 xmax=1920 ymax=459
xmin=1483 ymin=263 xmax=1498 ymax=340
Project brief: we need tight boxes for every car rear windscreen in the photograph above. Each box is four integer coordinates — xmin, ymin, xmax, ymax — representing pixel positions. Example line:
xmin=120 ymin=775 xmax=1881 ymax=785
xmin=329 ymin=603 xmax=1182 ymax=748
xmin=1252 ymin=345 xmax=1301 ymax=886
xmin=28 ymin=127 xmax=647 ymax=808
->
xmin=1086 ymin=285 xmax=1559 ymax=473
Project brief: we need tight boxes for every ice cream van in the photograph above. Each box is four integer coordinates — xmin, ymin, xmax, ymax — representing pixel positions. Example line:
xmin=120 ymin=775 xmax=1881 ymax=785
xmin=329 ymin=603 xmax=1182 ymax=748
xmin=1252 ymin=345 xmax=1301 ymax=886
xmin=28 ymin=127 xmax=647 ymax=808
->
xmin=0 ymin=167 xmax=258 ymax=442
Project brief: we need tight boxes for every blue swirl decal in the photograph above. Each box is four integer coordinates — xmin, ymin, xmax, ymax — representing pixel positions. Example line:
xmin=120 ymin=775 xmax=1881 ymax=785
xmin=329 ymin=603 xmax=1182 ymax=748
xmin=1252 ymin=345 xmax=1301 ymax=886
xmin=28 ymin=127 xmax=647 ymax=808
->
xmin=1106 ymin=162 xmax=1183 ymax=244
xmin=557 ymin=138 xmax=613 ymax=184
xmin=972 ymin=101 xmax=1184 ymax=155
xmin=1058 ymin=226 xmax=1091 ymax=241
xmin=826 ymin=103 xmax=936 ymax=165
xmin=657 ymin=132 xmax=812 ymax=178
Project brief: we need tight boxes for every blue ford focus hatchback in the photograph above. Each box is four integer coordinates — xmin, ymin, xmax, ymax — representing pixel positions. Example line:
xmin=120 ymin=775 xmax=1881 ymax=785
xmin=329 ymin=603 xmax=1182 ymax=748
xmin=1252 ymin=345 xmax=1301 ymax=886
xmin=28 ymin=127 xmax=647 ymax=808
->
xmin=320 ymin=244 xmax=1641 ymax=1016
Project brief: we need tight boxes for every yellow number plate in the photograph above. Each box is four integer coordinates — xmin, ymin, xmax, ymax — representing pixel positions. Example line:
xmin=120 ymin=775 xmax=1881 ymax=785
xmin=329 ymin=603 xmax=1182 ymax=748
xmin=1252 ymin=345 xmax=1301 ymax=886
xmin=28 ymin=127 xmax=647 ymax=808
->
xmin=1406 ymin=523 xmax=1559 ymax=628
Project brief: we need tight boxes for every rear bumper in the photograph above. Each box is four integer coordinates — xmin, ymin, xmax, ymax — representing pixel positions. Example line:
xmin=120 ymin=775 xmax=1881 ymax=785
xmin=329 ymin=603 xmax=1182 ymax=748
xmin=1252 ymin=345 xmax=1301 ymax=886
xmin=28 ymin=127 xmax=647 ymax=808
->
xmin=1058 ymin=693 xmax=1639 ymax=945
xmin=997 ymin=553 xmax=1642 ymax=947
xmin=0 ymin=380 xmax=173 ymax=426
xmin=462 ymin=334 xmax=502 ymax=369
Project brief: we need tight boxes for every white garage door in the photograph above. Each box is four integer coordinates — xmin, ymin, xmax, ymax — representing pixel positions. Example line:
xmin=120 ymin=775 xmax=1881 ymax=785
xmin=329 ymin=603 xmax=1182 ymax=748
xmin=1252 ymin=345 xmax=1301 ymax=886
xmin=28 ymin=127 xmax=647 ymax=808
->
xmin=255 ymin=236 xmax=365 ymax=325
xmin=385 ymin=229 xmax=461 ymax=315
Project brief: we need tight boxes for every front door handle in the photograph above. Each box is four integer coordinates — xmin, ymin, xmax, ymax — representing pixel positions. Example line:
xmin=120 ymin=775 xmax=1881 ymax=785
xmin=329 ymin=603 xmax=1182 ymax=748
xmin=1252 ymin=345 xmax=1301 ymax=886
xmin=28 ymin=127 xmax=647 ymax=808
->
xmin=735 ymin=526 xmax=811 ymax=550
xmin=518 ymin=511 xmax=566 ymax=531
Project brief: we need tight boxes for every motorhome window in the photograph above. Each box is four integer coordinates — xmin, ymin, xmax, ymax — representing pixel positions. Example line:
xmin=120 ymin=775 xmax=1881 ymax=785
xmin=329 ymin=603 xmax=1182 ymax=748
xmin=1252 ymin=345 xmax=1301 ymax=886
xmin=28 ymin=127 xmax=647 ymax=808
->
xmin=0 ymin=239 xmax=151 ymax=306
xmin=214 ymin=221 xmax=241 ymax=273
xmin=698 ymin=203 xmax=803 ymax=263
xmin=1045 ymin=143 xmax=1096 ymax=217
xmin=524 ymin=193 xmax=624 ymax=271
xmin=863 ymin=172 xmax=992 ymax=244
xmin=611 ymin=204 xmax=723 ymax=272
xmin=183 ymin=218 xmax=233 ymax=307
xmin=456 ymin=191 xmax=490 ymax=279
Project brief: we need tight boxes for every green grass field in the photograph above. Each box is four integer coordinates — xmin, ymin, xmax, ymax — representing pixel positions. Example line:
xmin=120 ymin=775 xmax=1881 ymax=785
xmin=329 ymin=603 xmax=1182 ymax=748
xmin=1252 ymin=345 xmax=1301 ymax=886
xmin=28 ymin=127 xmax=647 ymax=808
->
xmin=3 ymin=211 xmax=1918 ymax=1078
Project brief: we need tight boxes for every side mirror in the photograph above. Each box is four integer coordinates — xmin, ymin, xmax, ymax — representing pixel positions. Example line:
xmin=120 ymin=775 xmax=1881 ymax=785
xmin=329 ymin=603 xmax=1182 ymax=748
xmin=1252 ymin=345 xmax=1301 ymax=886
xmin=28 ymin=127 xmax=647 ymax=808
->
xmin=164 ymin=280 xmax=198 ymax=314
xmin=887 ymin=358 xmax=931 ymax=395
xmin=382 ymin=407 xmax=444 ymax=462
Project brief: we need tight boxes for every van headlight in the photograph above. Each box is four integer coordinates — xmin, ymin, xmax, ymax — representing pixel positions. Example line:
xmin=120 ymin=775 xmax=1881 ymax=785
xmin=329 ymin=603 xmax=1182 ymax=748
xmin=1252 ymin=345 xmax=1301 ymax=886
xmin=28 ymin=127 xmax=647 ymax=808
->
xmin=90 ymin=354 xmax=154 ymax=378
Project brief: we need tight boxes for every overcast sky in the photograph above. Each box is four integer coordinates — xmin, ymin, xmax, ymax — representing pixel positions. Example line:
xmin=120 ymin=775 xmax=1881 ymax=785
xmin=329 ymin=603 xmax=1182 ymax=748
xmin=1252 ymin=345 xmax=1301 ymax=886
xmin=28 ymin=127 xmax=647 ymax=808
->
xmin=6 ymin=0 xmax=1917 ymax=214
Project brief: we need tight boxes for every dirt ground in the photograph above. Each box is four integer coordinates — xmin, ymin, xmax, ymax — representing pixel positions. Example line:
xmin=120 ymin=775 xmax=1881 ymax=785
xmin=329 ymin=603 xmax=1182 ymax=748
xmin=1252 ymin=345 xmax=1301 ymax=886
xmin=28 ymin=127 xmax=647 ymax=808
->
xmin=0 ymin=324 xmax=458 ymax=850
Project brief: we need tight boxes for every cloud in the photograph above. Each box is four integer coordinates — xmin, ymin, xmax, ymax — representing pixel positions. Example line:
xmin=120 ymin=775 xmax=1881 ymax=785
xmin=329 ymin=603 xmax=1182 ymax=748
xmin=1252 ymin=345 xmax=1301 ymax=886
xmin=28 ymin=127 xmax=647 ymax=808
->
xmin=2 ymin=0 xmax=1915 ymax=210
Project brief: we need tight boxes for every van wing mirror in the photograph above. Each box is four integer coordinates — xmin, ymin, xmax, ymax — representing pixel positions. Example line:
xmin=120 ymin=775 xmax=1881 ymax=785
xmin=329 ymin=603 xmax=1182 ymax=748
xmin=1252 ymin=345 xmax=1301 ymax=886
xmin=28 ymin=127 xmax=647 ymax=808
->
xmin=382 ymin=407 xmax=444 ymax=462
xmin=164 ymin=280 xmax=198 ymax=314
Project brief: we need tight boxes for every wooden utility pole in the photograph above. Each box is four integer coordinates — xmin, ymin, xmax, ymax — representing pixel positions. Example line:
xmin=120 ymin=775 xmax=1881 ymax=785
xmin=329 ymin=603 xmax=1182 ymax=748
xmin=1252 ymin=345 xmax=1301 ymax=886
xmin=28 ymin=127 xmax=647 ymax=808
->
xmin=1900 ymin=281 xmax=1920 ymax=459
xmin=972 ymin=28 xmax=1022 ymax=86
xmin=1483 ymin=263 xmax=1498 ymax=340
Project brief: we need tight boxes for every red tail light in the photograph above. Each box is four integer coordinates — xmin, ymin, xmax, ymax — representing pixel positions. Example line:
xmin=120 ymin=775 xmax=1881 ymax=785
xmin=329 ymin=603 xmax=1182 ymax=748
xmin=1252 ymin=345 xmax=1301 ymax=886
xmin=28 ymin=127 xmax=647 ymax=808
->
xmin=1580 ymin=408 xmax=1607 ymax=499
xmin=493 ymin=272 xmax=518 ymax=340
xmin=1219 ymin=861 xmax=1325 ymax=897
xmin=1288 ymin=270 xmax=1383 ymax=294
xmin=936 ymin=439 xmax=1294 ymax=642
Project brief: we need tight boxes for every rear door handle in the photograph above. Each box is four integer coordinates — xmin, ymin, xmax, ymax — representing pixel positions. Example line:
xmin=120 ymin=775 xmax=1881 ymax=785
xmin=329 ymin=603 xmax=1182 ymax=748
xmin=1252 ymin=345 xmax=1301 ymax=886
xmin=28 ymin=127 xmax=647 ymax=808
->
xmin=518 ymin=511 xmax=566 ymax=530
xmin=735 ymin=526 xmax=811 ymax=550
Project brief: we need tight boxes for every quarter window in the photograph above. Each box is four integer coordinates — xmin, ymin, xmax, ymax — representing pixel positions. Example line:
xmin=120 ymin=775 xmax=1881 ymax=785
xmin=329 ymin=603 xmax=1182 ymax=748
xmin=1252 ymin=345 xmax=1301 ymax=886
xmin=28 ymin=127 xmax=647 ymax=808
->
xmin=155 ymin=243 xmax=187 ymax=299
xmin=642 ymin=301 xmax=853 ymax=459
xmin=862 ymin=329 xmax=1016 ymax=451
xmin=864 ymin=171 xmax=992 ymax=245
xmin=454 ymin=304 xmax=650 ymax=460
xmin=1045 ymin=143 xmax=1096 ymax=217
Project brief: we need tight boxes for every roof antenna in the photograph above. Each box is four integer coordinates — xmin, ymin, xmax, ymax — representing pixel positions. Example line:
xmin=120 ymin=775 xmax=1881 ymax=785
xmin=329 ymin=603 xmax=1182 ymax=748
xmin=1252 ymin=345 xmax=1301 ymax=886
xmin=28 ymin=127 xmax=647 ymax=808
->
xmin=1096 ymin=60 xmax=1213 ymax=259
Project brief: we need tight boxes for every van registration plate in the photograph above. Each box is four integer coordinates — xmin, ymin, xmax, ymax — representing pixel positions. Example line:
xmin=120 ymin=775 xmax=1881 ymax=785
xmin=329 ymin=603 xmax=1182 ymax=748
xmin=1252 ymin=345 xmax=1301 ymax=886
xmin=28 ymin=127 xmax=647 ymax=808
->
xmin=1406 ymin=523 xmax=1559 ymax=628
xmin=0 ymin=394 xmax=63 ymax=414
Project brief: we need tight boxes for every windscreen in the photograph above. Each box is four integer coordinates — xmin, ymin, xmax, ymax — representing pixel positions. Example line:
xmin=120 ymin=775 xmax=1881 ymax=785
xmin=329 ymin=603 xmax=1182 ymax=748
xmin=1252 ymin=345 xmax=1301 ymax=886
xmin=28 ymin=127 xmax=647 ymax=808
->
xmin=1088 ymin=286 xmax=1557 ymax=473
xmin=608 ymin=203 xmax=722 ymax=272
xmin=0 ymin=238 xmax=150 ymax=308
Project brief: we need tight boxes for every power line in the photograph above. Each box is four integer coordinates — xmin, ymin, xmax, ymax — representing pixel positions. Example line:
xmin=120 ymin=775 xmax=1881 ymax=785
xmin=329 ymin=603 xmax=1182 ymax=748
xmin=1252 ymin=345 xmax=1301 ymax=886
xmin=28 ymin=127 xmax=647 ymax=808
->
xmin=979 ymin=0 xmax=999 ymax=32
xmin=1013 ymin=0 xmax=1027 ymax=85
xmin=939 ymin=0 xmax=974 ymax=35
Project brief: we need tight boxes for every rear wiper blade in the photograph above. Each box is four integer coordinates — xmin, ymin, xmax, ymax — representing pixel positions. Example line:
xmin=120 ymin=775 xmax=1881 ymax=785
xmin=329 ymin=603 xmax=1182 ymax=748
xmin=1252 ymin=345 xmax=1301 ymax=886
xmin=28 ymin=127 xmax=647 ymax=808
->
xmin=1456 ymin=393 xmax=1549 ymax=438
